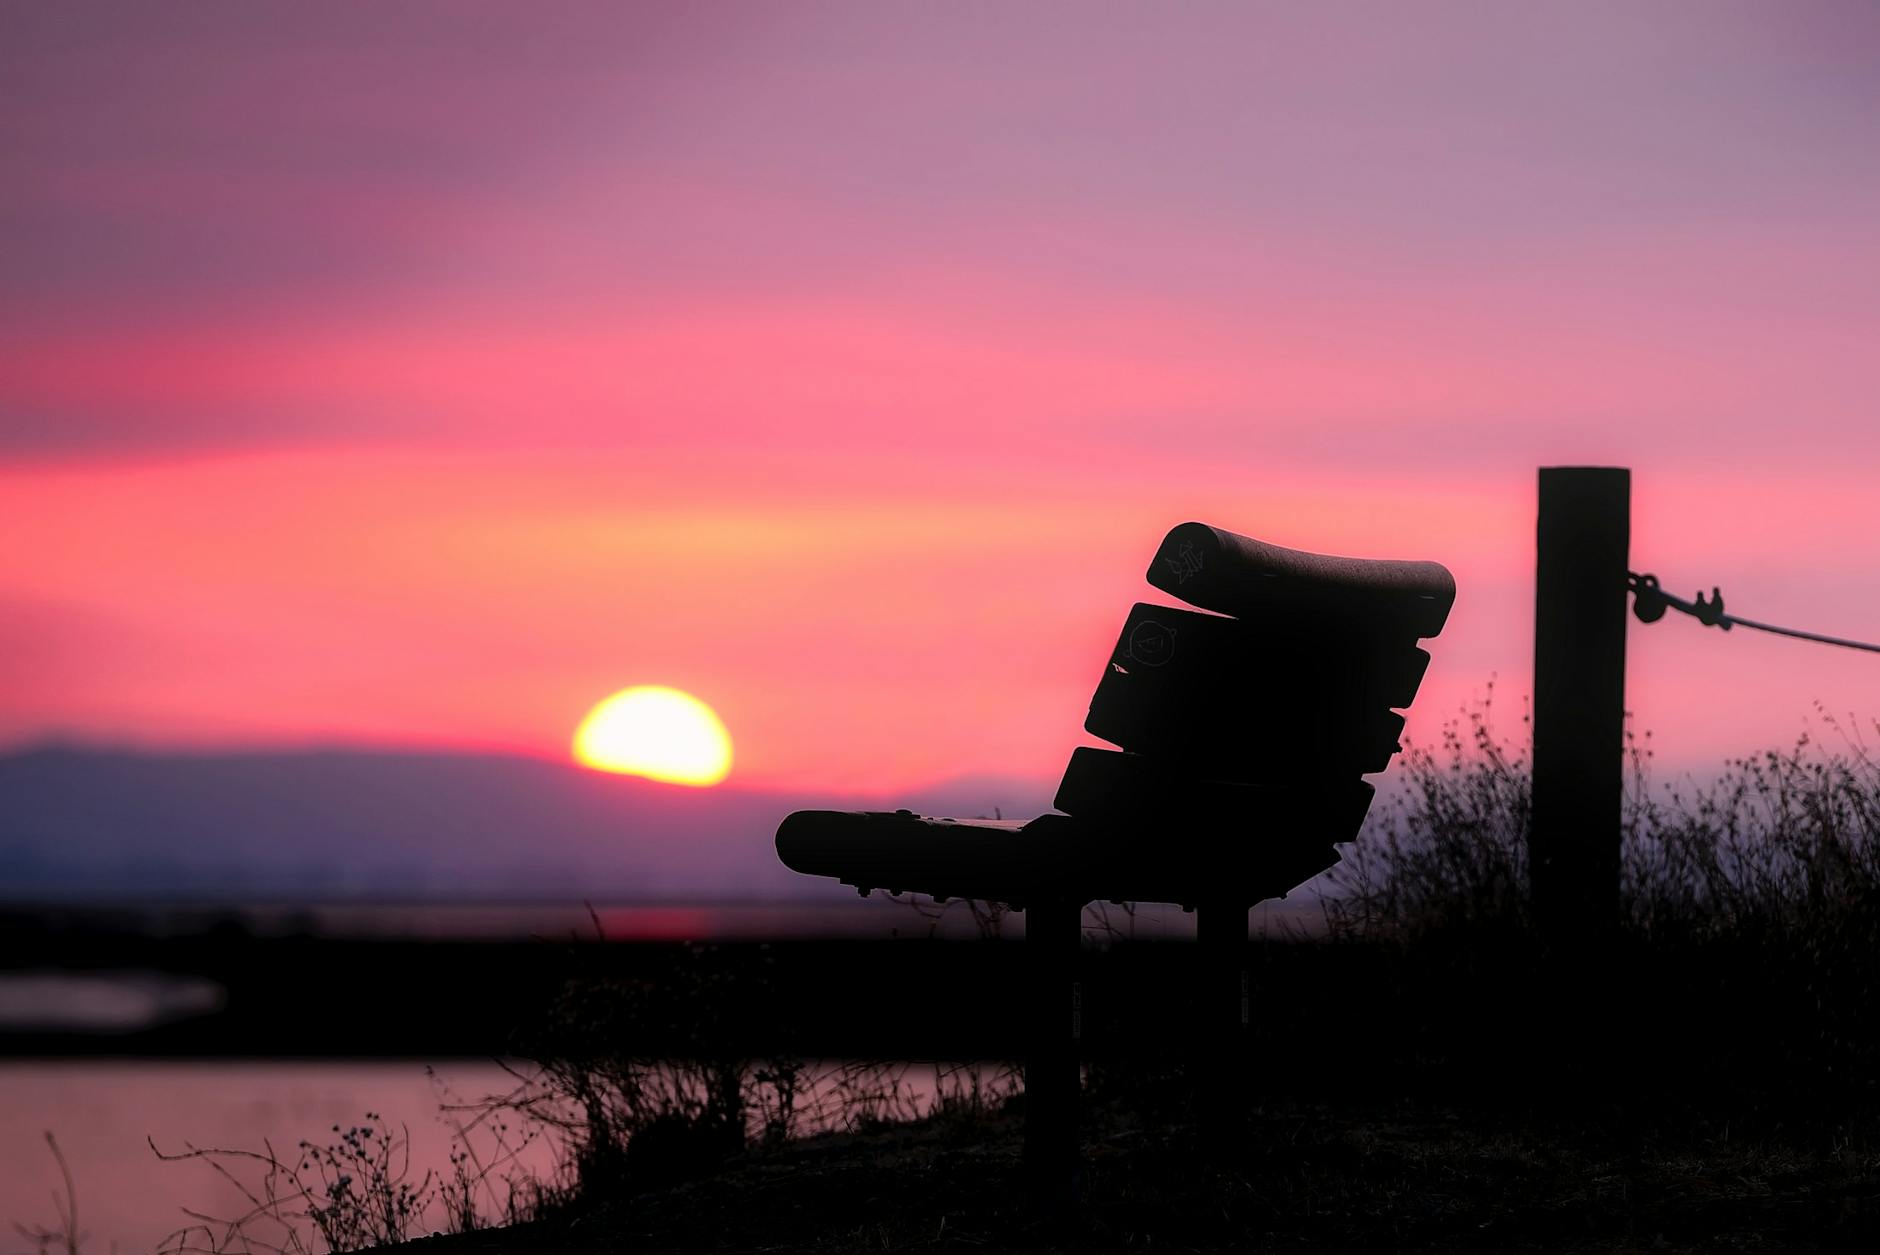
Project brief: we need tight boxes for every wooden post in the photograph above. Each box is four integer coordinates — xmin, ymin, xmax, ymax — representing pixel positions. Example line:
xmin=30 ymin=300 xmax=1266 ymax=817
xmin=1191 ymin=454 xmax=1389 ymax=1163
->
xmin=1195 ymin=902 xmax=1249 ymax=1151
xmin=1532 ymin=467 xmax=1629 ymax=940
xmin=1023 ymin=897 xmax=1082 ymax=1203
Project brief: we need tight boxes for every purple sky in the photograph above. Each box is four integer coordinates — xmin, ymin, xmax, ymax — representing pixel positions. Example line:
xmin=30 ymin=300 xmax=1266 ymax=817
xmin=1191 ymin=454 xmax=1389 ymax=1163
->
xmin=3 ymin=2 xmax=1877 ymax=789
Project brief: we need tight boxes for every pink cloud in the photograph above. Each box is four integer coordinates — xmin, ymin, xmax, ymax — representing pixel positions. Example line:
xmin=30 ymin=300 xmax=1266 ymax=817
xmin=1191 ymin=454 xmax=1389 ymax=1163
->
xmin=3 ymin=1 xmax=1876 ymax=794
xmin=1 ymin=450 xmax=1872 ymax=792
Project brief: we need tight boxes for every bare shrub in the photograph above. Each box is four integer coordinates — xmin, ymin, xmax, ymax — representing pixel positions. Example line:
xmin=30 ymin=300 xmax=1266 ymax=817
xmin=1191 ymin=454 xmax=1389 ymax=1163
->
xmin=1625 ymin=706 xmax=1880 ymax=944
xmin=13 ymin=1132 xmax=83 ymax=1255
xmin=1327 ymin=686 xmax=1880 ymax=959
xmin=139 ymin=1068 xmax=561 ymax=1255
xmin=1324 ymin=681 xmax=1533 ymax=940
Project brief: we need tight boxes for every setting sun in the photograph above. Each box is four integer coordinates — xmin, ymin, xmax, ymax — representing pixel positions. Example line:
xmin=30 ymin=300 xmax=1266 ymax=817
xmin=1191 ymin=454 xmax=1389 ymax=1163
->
xmin=572 ymin=686 xmax=734 ymax=786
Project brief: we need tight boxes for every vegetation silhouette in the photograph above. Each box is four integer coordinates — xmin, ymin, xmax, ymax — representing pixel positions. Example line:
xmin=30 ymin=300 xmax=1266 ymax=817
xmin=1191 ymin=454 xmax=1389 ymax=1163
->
xmin=17 ymin=697 xmax=1880 ymax=1251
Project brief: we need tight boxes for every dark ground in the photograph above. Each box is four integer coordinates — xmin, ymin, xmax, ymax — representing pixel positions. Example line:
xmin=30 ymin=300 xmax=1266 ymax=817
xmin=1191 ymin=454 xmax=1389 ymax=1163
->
xmin=383 ymin=922 xmax=1880 ymax=1254
xmin=393 ymin=1087 xmax=1880 ymax=1254
xmin=14 ymin=914 xmax=1879 ymax=1250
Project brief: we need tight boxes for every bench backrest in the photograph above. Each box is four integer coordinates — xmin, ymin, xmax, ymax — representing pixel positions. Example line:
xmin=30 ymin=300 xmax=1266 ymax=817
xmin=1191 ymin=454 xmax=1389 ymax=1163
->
xmin=1050 ymin=523 xmax=1454 ymax=907
xmin=775 ymin=522 xmax=1455 ymax=911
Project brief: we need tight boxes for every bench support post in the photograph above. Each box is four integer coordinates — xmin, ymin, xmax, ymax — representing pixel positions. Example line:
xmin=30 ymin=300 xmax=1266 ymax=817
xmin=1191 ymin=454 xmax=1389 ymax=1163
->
xmin=1023 ymin=896 xmax=1082 ymax=1204
xmin=1195 ymin=901 xmax=1249 ymax=1150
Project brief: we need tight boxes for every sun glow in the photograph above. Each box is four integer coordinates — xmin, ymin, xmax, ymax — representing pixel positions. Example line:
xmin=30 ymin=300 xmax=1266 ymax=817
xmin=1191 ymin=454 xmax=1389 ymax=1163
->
xmin=572 ymin=686 xmax=733 ymax=786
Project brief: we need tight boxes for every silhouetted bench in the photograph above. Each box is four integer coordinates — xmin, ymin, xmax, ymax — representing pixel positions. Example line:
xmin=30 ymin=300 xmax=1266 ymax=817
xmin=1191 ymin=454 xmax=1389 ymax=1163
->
xmin=775 ymin=521 xmax=1454 ymax=1198
xmin=776 ymin=522 xmax=1454 ymax=910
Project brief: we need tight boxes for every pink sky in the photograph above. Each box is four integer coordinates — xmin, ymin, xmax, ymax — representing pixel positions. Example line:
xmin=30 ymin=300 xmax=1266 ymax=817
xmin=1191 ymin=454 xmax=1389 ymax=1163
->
xmin=4 ymin=2 xmax=1877 ymax=793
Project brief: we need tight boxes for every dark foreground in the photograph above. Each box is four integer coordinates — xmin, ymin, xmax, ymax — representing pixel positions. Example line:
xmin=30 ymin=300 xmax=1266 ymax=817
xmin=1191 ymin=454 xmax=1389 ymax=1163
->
xmin=369 ymin=916 xmax=1880 ymax=1253
xmin=391 ymin=1086 xmax=1880 ymax=1255
xmin=19 ymin=904 xmax=1880 ymax=1250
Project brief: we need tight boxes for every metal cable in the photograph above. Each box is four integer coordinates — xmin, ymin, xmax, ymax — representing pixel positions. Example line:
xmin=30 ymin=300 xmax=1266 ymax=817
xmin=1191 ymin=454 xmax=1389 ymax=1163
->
xmin=1628 ymin=572 xmax=1880 ymax=655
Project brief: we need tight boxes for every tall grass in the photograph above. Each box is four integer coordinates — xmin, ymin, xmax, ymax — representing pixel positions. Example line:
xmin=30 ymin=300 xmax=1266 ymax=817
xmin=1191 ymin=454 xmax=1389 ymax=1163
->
xmin=1324 ymin=682 xmax=1533 ymax=940
xmin=1625 ymin=705 xmax=1880 ymax=947
xmin=1319 ymin=689 xmax=1880 ymax=1116
xmin=133 ymin=932 xmax=1018 ymax=1254
xmin=493 ymin=937 xmax=1016 ymax=1204
xmin=146 ymin=1080 xmax=551 ymax=1255
xmin=1327 ymin=687 xmax=1880 ymax=949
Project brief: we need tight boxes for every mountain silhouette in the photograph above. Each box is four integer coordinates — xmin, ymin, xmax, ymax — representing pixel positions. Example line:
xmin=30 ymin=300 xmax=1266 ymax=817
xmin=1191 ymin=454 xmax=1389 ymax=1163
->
xmin=0 ymin=745 xmax=1056 ymax=901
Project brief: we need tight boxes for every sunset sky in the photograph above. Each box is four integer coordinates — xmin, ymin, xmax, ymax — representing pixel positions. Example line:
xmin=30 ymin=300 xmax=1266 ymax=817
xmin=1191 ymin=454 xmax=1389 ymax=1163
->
xmin=4 ymin=1 xmax=1877 ymax=795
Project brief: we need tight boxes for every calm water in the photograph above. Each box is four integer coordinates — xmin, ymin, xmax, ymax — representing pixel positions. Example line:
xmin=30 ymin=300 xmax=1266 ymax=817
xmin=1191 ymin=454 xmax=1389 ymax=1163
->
xmin=0 ymin=1058 xmax=1005 ymax=1255
xmin=0 ymin=898 xmax=1322 ymax=1249
xmin=0 ymin=1061 xmax=551 ymax=1255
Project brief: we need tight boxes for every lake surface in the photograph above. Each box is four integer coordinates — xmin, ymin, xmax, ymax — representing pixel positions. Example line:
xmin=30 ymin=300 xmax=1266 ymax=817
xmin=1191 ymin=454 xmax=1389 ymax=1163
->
xmin=0 ymin=897 xmax=1326 ymax=1248
xmin=1 ymin=1061 xmax=549 ymax=1254
xmin=0 ymin=1057 xmax=1007 ymax=1254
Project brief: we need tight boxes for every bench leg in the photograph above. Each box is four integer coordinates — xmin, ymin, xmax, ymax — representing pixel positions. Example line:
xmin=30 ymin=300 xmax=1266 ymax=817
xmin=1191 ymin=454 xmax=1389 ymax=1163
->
xmin=1196 ymin=901 xmax=1250 ymax=1152
xmin=1023 ymin=896 xmax=1082 ymax=1205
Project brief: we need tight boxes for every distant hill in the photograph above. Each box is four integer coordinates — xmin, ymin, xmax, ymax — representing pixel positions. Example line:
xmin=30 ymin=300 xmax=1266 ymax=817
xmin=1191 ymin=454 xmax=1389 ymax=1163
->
xmin=0 ymin=746 xmax=1056 ymax=901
